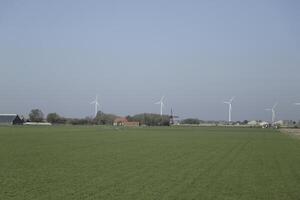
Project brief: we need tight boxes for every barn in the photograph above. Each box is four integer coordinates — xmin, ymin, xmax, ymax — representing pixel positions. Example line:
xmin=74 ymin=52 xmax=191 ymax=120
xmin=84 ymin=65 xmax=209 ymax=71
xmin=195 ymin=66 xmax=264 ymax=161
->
xmin=0 ymin=114 xmax=24 ymax=125
xmin=113 ymin=117 xmax=139 ymax=127
xmin=113 ymin=117 xmax=128 ymax=126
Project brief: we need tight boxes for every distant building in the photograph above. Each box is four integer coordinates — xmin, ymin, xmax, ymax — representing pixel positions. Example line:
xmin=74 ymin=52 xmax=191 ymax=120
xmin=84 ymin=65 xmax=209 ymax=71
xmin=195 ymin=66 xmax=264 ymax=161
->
xmin=274 ymin=120 xmax=284 ymax=126
xmin=113 ymin=117 xmax=139 ymax=127
xmin=259 ymin=121 xmax=269 ymax=128
xmin=113 ymin=117 xmax=128 ymax=126
xmin=248 ymin=120 xmax=259 ymax=126
xmin=123 ymin=121 xmax=140 ymax=127
xmin=0 ymin=114 xmax=24 ymax=125
xmin=282 ymin=120 xmax=295 ymax=127
xmin=23 ymin=122 xmax=52 ymax=126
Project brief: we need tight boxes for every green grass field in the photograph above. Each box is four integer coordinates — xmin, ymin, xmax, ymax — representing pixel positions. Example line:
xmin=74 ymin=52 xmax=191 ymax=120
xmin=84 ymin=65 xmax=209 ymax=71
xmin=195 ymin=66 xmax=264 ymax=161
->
xmin=0 ymin=126 xmax=300 ymax=200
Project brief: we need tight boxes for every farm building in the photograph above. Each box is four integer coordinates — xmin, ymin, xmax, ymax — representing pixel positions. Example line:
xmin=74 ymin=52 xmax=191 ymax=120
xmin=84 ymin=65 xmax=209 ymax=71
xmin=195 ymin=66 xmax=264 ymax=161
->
xmin=248 ymin=120 xmax=259 ymax=126
xmin=123 ymin=121 xmax=140 ymax=127
xmin=260 ymin=121 xmax=269 ymax=128
xmin=113 ymin=117 xmax=128 ymax=126
xmin=0 ymin=114 xmax=24 ymax=125
xmin=274 ymin=120 xmax=284 ymax=126
xmin=113 ymin=117 xmax=139 ymax=127
xmin=23 ymin=122 xmax=52 ymax=126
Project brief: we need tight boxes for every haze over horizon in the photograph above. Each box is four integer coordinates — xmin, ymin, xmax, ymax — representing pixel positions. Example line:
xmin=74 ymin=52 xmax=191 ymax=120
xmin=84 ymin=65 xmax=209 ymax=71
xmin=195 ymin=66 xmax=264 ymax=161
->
xmin=1 ymin=0 xmax=300 ymax=121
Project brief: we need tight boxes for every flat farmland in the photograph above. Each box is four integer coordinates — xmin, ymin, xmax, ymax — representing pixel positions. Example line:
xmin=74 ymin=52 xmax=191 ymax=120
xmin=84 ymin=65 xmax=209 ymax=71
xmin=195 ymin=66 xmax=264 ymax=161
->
xmin=0 ymin=126 xmax=300 ymax=200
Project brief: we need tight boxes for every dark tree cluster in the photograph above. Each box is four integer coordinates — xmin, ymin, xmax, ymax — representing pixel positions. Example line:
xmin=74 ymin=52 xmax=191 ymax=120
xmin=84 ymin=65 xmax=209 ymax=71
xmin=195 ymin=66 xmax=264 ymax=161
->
xmin=29 ymin=109 xmax=44 ymax=122
xmin=127 ymin=113 xmax=170 ymax=126
xmin=46 ymin=113 xmax=67 ymax=124
xmin=93 ymin=111 xmax=118 ymax=125
xmin=181 ymin=118 xmax=201 ymax=125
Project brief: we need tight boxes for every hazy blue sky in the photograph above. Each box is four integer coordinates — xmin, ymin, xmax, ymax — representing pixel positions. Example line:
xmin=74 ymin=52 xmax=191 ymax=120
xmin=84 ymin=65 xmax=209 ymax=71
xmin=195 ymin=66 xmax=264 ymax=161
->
xmin=0 ymin=0 xmax=300 ymax=121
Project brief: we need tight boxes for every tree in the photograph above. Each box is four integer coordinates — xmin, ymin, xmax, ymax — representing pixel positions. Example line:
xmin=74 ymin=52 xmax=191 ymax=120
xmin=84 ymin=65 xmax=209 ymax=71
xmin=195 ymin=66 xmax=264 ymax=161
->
xmin=127 ymin=113 xmax=170 ymax=126
xmin=47 ymin=113 xmax=66 ymax=124
xmin=181 ymin=118 xmax=200 ymax=124
xmin=242 ymin=120 xmax=249 ymax=125
xmin=67 ymin=118 xmax=90 ymax=125
xmin=29 ymin=109 xmax=44 ymax=122
xmin=93 ymin=111 xmax=118 ymax=125
xmin=47 ymin=113 xmax=59 ymax=123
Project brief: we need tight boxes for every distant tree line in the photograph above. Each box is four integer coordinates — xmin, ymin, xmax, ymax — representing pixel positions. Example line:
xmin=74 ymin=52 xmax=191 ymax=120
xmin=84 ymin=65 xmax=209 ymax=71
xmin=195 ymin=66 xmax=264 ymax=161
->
xmin=27 ymin=109 xmax=171 ymax=126
xmin=181 ymin=118 xmax=202 ymax=124
xmin=46 ymin=111 xmax=119 ymax=125
xmin=22 ymin=109 xmax=300 ymax=127
xmin=46 ymin=113 xmax=67 ymax=124
xmin=180 ymin=118 xmax=250 ymax=125
xmin=126 ymin=113 xmax=170 ymax=126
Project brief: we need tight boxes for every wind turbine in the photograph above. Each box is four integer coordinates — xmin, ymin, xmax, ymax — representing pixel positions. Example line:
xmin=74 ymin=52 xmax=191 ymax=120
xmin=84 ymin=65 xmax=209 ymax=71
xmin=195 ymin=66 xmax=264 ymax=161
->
xmin=155 ymin=96 xmax=165 ymax=116
xmin=265 ymin=103 xmax=278 ymax=124
xmin=90 ymin=95 xmax=100 ymax=117
xmin=224 ymin=97 xmax=235 ymax=122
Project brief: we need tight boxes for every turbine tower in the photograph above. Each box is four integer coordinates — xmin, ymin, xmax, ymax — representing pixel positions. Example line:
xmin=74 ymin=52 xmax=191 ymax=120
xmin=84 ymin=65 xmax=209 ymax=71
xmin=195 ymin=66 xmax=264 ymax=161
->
xmin=90 ymin=95 xmax=100 ymax=117
xmin=155 ymin=96 xmax=165 ymax=116
xmin=224 ymin=97 xmax=235 ymax=122
xmin=265 ymin=103 xmax=278 ymax=124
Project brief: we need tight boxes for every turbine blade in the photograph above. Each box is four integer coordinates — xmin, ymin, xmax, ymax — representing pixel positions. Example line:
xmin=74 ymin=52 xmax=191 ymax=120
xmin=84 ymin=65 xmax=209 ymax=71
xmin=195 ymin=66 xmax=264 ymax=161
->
xmin=273 ymin=102 xmax=278 ymax=109
xmin=295 ymin=103 xmax=300 ymax=105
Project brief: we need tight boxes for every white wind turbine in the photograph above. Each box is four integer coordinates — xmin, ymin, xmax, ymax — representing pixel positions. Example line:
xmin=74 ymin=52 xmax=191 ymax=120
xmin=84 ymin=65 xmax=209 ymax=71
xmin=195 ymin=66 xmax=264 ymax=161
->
xmin=265 ymin=103 xmax=278 ymax=124
xmin=90 ymin=95 xmax=100 ymax=117
xmin=224 ymin=97 xmax=235 ymax=122
xmin=155 ymin=96 xmax=165 ymax=116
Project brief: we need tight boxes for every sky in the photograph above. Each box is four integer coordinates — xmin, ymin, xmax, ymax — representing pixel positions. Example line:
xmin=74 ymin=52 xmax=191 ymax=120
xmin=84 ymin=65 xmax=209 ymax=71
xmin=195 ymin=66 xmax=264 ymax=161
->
xmin=0 ymin=0 xmax=300 ymax=121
